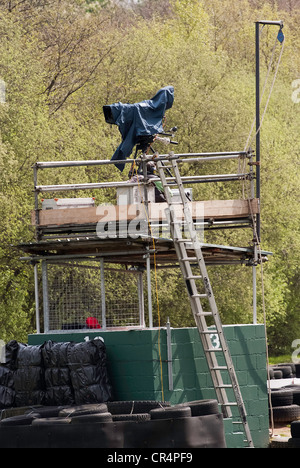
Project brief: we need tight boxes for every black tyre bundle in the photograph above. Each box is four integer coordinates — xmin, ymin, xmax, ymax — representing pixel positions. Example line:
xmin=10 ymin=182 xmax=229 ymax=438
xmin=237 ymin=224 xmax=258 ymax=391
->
xmin=13 ymin=343 xmax=45 ymax=407
xmin=67 ymin=340 xmax=112 ymax=405
xmin=0 ymin=339 xmax=112 ymax=409
xmin=42 ymin=341 xmax=75 ymax=406
xmin=0 ymin=341 xmax=18 ymax=409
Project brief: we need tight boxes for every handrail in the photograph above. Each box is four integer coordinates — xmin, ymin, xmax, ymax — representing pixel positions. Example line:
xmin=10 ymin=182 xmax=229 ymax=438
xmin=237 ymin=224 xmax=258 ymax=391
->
xmin=34 ymin=151 xmax=249 ymax=169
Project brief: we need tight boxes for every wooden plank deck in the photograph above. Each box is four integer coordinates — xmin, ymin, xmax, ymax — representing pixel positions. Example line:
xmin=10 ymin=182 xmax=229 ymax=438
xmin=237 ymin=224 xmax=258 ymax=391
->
xmin=33 ymin=199 xmax=259 ymax=228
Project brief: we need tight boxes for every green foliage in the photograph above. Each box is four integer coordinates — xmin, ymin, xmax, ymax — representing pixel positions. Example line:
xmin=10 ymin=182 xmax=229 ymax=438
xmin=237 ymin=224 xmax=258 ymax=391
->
xmin=0 ymin=0 xmax=298 ymax=353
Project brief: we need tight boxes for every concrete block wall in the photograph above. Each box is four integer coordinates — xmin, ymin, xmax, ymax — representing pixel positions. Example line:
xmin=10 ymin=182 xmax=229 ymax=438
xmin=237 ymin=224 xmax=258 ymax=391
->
xmin=28 ymin=324 xmax=269 ymax=448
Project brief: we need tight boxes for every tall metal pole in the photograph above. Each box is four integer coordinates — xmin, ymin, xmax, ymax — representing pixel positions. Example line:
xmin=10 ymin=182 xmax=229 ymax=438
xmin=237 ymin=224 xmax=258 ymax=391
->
xmin=255 ymin=21 xmax=261 ymax=243
xmin=255 ymin=20 xmax=283 ymax=242
xmin=254 ymin=20 xmax=283 ymax=324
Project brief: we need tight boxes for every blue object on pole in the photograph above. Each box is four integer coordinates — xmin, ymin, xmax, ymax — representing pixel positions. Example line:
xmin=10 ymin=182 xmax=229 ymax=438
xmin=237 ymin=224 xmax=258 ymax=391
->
xmin=277 ymin=29 xmax=284 ymax=44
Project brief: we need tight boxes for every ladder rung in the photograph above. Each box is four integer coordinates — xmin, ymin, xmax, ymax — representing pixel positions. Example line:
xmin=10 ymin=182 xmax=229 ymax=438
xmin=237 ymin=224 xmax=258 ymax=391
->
xmin=216 ymin=384 xmax=233 ymax=389
xmin=204 ymin=348 xmax=223 ymax=352
xmin=185 ymin=275 xmax=202 ymax=280
xmin=211 ymin=366 xmax=228 ymax=370
xmin=181 ymin=257 xmax=198 ymax=262
xmin=200 ymin=329 xmax=217 ymax=334
xmin=222 ymin=402 xmax=238 ymax=407
xmin=191 ymin=294 xmax=207 ymax=299
xmin=174 ymin=238 xmax=192 ymax=243
xmin=196 ymin=312 xmax=213 ymax=317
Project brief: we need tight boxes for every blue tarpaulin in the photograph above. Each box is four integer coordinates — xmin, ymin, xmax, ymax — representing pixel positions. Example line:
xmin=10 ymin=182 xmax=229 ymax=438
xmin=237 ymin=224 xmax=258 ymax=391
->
xmin=104 ymin=86 xmax=174 ymax=171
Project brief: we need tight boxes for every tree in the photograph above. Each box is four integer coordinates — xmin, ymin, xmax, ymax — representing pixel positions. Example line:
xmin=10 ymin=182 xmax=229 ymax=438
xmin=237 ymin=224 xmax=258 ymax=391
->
xmin=0 ymin=0 xmax=298 ymax=354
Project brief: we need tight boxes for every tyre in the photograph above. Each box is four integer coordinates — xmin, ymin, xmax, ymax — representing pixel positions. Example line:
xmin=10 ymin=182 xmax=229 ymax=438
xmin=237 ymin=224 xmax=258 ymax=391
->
xmin=288 ymin=438 xmax=300 ymax=448
xmin=26 ymin=406 xmax=70 ymax=419
xmin=132 ymin=400 xmax=171 ymax=414
xmin=295 ymin=364 xmax=300 ymax=379
xmin=0 ymin=413 xmax=40 ymax=427
xmin=70 ymin=412 xmax=113 ymax=424
xmin=273 ymin=370 xmax=283 ymax=379
xmin=184 ymin=399 xmax=219 ymax=417
xmin=274 ymin=366 xmax=292 ymax=378
xmin=280 ymin=363 xmax=296 ymax=375
xmin=107 ymin=400 xmax=170 ymax=415
xmin=271 ymin=390 xmax=293 ymax=407
xmin=150 ymin=406 xmax=191 ymax=420
xmin=112 ymin=413 xmax=151 ymax=422
xmin=59 ymin=403 xmax=108 ymax=418
xmin=283 ymin=386 xmax=300 ymax=406
xmin=31 ymin=417 xmax=71 ymax=426
xmin=272 ymin=405 xmax=300 ymax=423
xmin=291 ymin=420 xmax=300 ymax=439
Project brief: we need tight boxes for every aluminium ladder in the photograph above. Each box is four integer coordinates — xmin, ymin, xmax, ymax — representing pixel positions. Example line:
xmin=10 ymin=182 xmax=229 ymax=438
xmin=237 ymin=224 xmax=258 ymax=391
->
xmin=155 ymin=156 xmax=254 ymax=448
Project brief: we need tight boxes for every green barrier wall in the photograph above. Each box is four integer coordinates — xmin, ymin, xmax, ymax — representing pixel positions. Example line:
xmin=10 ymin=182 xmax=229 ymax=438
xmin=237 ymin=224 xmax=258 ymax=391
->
xmin=28 ymin=324 xmax=269 ymax=448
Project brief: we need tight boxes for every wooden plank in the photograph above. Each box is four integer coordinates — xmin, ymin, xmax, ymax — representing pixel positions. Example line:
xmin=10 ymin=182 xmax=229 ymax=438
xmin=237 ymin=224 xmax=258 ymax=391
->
xmin=32 ymin=199 xmax=260 ymax=227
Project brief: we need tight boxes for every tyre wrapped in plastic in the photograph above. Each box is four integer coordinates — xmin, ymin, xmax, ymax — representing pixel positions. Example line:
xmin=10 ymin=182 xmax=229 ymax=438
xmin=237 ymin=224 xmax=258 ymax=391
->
xmin=13 ymin=343 xmax=45 ymax=407
xmin=0 ymin=340 xmax=20 ymax=409
xmin=42 ymin=341 xmax=75 ymax=406
xmin=67 ymin=339 xmax=112 ymax=405
xmin=0 ymin=367 xmax=15 ymax=409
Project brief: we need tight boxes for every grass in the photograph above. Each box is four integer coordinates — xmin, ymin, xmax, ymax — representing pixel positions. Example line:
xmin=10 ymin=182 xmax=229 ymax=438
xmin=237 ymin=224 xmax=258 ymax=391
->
xmin=268 ymin=355 xmax=293 ymax=366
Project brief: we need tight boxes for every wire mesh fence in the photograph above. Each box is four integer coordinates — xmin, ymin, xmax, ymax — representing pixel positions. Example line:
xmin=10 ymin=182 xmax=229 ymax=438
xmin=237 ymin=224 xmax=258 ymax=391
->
xmin=44 ymin=262 xmax=144 ymax=332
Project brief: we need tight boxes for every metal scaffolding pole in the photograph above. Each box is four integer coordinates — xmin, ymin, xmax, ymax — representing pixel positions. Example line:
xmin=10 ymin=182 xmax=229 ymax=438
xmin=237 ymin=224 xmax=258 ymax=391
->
xmin=100 ymin=258 xmax=106 ymax=331
xmin=146 ymin=249 xmax=153 ymax=328
xmin=138 ymin=271 xmax=145 ymax=328
xmin=41 ymin=260 xmax=49 ymax=333
xmin=34 ymin=263 xmax=40 ymax=334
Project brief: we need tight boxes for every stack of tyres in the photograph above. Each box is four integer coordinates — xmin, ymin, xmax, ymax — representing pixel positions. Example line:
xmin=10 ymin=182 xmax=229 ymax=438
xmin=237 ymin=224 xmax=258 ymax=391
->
xmin=269 ymin=363 xmax=296 ymax=380
xmin=0 ymin=339 xmax=113 ymax=409
xmin=0 ymin=399 xmax=226 ymax=448
xmin=269 ymin=363 xmax=300 ymax=425
xmin=270 ymin=389 xmax=300 ymax=424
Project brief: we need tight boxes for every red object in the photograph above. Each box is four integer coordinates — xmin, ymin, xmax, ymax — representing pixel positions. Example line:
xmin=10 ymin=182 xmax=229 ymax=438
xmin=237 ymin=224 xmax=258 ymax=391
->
xmin=86 ymin=317 xmax=101 ymax=329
